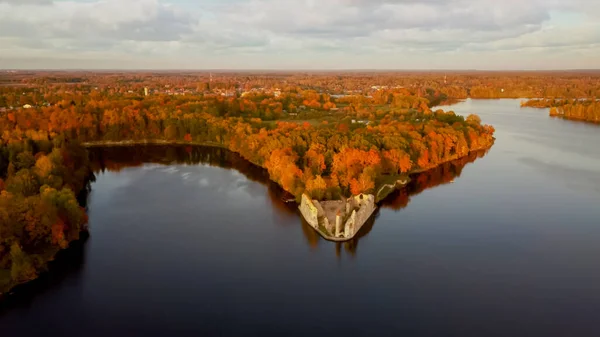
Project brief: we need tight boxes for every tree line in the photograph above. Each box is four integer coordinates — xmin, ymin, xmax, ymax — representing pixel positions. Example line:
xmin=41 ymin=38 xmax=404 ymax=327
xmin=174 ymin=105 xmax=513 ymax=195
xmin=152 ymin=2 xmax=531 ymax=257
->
xmin=521 ymin=98 xmax=600 ymax=123
xmin=0 ymin=137 xmax=91 ymax=293
xmin=1 ymin=88 xmax=495 ymax=200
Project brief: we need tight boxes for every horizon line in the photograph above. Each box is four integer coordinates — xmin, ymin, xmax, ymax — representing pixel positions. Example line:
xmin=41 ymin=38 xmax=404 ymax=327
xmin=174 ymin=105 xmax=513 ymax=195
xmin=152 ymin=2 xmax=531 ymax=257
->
xmin=2 ymin=68 xmax=600 ymax=73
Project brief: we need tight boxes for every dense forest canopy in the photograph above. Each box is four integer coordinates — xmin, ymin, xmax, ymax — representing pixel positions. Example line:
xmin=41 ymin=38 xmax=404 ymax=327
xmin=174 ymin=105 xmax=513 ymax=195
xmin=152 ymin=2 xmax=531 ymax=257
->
xmin=1 ymin=71 xmax=496 ymax=201
xmin=0 ymin=137 xmax=90 ymax=292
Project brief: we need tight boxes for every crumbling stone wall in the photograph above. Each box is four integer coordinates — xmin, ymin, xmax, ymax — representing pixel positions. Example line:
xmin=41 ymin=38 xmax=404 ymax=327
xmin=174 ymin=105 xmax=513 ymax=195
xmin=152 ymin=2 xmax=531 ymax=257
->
xmin=342 ymin=194 xmax=376 ymax=239
xmin=299 ymin=193 xmax=377 ymax=241
xmin=299 ymin=194 xmax=319 ymax=230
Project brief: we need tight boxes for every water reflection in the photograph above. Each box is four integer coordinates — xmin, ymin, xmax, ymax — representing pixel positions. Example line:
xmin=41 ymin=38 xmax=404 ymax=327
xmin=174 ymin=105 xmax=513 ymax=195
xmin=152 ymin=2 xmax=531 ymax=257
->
xmin=0 ymin=145 xmax=490 ymax=325
xmin=6 ymin=100 xmax=600 ymax=337
xmin=89 ymin=145 xmax=489 ymax=255
xmin=88 ymin=145 xmax=298 ymax=216
xmin=300 ymin=215 xmax=377 ymax=259
xmin=382 ymin=149 xmax=490 ymax=211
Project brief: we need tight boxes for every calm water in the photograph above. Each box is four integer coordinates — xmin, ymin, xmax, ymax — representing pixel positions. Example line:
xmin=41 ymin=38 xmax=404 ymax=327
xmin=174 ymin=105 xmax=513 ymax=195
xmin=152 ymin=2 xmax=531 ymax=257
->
xmin=2 ymin=99 xmax=600 ymax=337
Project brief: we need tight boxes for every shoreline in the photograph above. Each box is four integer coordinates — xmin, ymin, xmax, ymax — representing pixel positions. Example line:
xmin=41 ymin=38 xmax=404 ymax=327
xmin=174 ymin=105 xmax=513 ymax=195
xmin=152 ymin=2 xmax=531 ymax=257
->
xmin=82 ymin=139 xmax=493 ymax=203
xmin=82 ymin=139 xmax=227 ymax=148
xmin=2 ymin=142 xmax=493 ymax=296
xmin=83 ymin=140 xmax=493 ymax=244
xmin=551 ymin=116 xmax=600 ymax=125
xmin=0 ymin=231 xmax=90 ymax=300
xmin=518 ymin=102 xmax=599 ymax=125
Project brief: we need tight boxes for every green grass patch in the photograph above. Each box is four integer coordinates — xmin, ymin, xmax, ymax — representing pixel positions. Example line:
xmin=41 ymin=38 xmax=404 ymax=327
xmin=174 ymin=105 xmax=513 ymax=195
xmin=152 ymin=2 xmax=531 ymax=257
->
xmin=376 ymin=185 xmax=396 ymax=203
xmin=375 ymin=174 xmax=410 ymax=202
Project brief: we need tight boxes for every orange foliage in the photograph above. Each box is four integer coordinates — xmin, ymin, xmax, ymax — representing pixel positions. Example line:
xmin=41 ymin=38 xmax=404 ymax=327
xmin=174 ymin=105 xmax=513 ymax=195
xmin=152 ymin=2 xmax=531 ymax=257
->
xmin=383 ymin=149 xmax=412 ymax=173
xmin=417 ymin=149 xmax=430 ymax=169
xmin=51 ymin=218 xmax=68 ymax=249
xmin=0 ymin=71 xmax=499 ymax=200
xmin=350 ymin=171 xmax=375 ymax=195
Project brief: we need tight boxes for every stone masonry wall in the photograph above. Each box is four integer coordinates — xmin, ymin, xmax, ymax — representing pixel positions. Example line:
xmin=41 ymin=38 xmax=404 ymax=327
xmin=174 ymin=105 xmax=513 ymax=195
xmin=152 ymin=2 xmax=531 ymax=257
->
xmin=300 ymin=193 xmax=377 ymax=241
xmin=299 ymin=194 xmax=319 ymax=230
xmin=342 ymin=194 xmax=376 ymax=239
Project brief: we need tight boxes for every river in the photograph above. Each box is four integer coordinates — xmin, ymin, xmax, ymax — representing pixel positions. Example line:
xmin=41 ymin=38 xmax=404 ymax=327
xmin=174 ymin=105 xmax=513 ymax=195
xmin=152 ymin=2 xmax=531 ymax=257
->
xmin=1 ymin=99 xmax=600 ymax=336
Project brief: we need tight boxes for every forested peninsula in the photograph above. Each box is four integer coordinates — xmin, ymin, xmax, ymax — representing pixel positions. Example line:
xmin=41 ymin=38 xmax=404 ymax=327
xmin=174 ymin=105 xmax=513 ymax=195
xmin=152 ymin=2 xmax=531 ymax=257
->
xmin=521 ymin=99 xmax=600 ymax=123
xmin=0 ymin=71 xmax=501 ymax=293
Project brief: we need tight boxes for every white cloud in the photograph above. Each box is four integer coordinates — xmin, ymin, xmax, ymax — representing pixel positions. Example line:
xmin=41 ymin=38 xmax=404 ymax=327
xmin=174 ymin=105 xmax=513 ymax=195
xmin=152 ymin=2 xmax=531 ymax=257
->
xmin=0 ymin=0 xmax=598 ymax=69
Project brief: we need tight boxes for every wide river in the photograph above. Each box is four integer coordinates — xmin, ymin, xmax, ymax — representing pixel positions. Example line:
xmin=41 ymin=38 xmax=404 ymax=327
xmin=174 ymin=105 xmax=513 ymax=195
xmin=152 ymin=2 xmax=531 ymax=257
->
xmin=1 ymin=99 xmax=600 ymax=336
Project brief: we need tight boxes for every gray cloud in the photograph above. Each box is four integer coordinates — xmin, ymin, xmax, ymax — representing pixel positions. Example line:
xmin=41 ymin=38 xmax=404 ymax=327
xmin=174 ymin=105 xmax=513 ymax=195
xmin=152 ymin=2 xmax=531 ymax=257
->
xmin=0 ymin=0 xmax=598 ymax=69
xmin=0 ymin=0 xmax=193 ymax=47
xmin=222 ymin=0 xmax=547 ymax=31
xmin=0 ymin=0 xmax=52 ymax=4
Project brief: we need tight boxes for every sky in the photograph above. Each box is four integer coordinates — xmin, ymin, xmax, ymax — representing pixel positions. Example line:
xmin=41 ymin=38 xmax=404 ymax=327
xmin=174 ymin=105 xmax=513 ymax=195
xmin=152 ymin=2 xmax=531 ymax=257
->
xmin=0 ymin=0 xmax=599 ymax=70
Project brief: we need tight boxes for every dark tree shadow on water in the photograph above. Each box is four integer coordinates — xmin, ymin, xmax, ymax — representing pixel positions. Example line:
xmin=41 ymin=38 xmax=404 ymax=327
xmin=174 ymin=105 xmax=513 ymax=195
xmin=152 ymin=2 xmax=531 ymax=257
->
xmin=299 ymin=149 xmax=490 ymax=255
xmin=0 ymin=233 xmax=89 ymax=314
xmin=381 ymin=149 xmax=490 ymax=211
xmin=1 ymin=145 xmax=490 ymax=305
xmin=88 ymin=145 xmax=490 ymax=257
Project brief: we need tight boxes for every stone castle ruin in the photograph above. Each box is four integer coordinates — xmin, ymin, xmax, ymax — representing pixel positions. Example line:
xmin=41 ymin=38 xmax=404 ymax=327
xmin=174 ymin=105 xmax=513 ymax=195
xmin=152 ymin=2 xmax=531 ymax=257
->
xmin=299 ymin=193 xmax=376 ymax=241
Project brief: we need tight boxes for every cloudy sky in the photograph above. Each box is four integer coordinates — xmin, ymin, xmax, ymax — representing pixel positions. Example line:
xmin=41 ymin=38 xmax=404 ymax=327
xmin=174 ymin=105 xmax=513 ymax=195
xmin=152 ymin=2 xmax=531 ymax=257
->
xmin=0 ymin=0 xmax=598 ymax=69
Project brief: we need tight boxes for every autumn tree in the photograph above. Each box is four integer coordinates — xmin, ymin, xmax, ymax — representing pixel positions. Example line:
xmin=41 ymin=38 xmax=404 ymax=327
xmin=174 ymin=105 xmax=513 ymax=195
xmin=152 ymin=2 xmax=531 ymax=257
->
xmin=305 ymin=175 xmax=327 ymax=200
